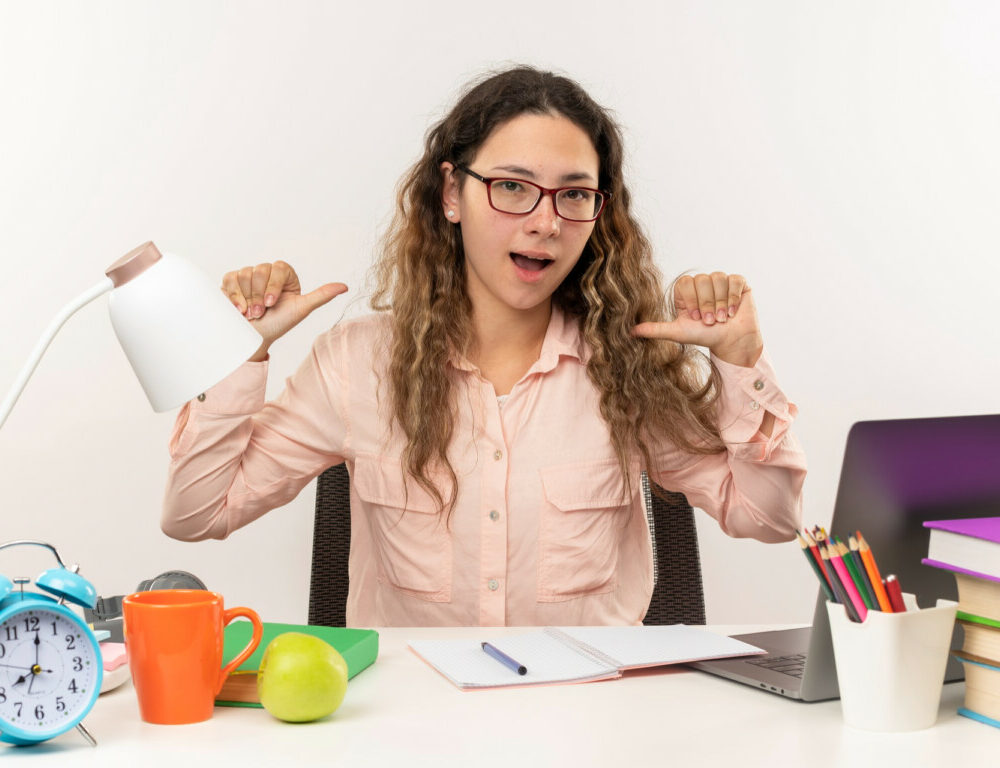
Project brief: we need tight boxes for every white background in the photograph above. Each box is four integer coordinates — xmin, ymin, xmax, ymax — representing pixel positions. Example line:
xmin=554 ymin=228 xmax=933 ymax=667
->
xmin=1 ymin=1 xmax=997 ymax=626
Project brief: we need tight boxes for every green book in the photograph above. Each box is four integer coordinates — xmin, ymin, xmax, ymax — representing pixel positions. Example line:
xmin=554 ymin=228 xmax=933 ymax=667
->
xmin=958 ymin=610 xmax=1000 ymax=629
xmin=216 ymin=622 xmax=379 ymax=708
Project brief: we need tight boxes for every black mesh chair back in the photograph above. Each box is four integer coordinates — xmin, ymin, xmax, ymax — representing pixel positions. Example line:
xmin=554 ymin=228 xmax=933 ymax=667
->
xmin=308 ymin=463 xmax=352 ymax=627
xmin=308 ymin=464 xmax=705 ymax=627
xmin=640 ymin=472 xmax=706 ymax=625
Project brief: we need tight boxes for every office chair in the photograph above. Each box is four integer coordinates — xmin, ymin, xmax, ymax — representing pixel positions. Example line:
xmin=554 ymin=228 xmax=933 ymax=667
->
xmin=308 ymin=463 xmax=706 ymax=627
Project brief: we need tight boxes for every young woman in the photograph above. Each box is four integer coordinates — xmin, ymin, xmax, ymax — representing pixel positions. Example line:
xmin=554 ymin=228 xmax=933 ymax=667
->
xmin=162 ymin=67 xmax=806 ymax=627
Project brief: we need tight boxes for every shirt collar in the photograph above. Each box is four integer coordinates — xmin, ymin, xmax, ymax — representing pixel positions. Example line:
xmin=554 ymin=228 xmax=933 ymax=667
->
xmin=448 ymin=306 xmax=589 ymax=374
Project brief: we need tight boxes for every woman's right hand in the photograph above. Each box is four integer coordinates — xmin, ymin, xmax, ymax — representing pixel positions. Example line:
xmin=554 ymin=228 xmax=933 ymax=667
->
xmin=221 ymin=261 xmax=348 ymax=361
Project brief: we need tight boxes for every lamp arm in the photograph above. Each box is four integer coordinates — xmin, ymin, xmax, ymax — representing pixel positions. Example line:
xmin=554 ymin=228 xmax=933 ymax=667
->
xmin=0 ymin=277 xmax=114 ymax=430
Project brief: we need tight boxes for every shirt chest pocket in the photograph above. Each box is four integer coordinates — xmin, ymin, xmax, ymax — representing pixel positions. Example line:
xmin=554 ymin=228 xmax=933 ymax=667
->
xmin=353 ymin=455 xmax=452 ymax=602
xmin=537 ymin=459 xmax=636 ymax=602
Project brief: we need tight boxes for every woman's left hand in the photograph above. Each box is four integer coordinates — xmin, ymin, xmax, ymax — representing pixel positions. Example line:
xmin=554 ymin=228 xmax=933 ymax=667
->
xmin=631 ymin=272 xmax=764 ymax=367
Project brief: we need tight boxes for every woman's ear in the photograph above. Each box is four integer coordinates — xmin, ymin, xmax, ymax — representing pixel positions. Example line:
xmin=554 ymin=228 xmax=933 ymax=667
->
xmin=440 ymin=161 xmax=462 ymax=223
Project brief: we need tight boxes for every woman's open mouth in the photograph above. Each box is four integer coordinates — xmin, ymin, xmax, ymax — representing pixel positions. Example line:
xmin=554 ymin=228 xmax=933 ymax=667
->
xmin=510 ymin=252 xmax=553 ymax=275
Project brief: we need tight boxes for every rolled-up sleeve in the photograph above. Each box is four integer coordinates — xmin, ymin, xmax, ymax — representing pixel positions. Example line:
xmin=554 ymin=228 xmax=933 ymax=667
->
xmin=161 ymin=330 xmax=349 ymax=541
xmin=649 ymin=350 xmax=806 ymax=543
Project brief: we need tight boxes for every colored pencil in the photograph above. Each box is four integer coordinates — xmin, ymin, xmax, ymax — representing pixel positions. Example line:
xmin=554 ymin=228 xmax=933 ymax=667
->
xmin=885 ymin=574 xmax=907 ymax=612
xmin=834 ymin=538 xmax=874 ymax=611
xmin=827 ymin=542 xmax=868 ymax=621
xmin=856 ymin=531 xmax=892 ymax=612
xmin=796 ymin=531 xmax=835 ymax=601
xmin=812 ymin=529 xmax=843 ymax=603
xmin=847 ymin=535 xmax=878 ymax=610
xmin=803 ymin=530 xmax=835 ymax=593
xmin=814 ymin=541 xmax=843 ymax=604
xmin=820 ymin=545 xmax=860 ymax=621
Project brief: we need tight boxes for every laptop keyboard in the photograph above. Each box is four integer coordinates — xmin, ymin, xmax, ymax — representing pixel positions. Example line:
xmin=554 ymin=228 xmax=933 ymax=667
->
xmin=746 ymin=653 xmax=806 ymax=678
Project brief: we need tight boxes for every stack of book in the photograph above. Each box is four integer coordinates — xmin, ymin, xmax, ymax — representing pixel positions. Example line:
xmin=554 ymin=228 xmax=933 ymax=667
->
xmin=922 ymin=516 xmax=1000 ymax=729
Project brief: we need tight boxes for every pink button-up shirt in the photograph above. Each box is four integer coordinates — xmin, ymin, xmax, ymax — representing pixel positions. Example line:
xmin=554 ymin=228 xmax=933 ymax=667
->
xmin=163 ymin=309 xmax=806 ymax=627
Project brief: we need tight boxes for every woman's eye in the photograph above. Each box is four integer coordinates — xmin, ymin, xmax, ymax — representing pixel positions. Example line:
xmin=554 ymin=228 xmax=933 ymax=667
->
xmin=497 ymin=180 xmax=525 ymax=193
xmin=563 ymin=189 xmax=592 ymax=201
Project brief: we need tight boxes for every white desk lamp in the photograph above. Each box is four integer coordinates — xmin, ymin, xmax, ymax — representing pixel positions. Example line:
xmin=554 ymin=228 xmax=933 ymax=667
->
xmin=0 ymin=241 xmax=259 ymax=747
xmin=0 ymin=241 xmax=261 ymax=427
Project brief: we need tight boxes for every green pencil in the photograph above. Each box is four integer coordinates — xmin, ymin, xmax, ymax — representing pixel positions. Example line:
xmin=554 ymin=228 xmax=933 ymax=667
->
xmin=796 ymin=531 xmax=835 ymax=602
xmin=835 ymin=538 xmax=874 ymax=610
xmin=848 ymin=534 xmax=880 ymax=610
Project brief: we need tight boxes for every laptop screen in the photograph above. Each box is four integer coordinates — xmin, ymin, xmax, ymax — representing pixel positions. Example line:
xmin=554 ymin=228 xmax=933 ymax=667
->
xmin=829 ymin=414 xmax=1000 ymax=611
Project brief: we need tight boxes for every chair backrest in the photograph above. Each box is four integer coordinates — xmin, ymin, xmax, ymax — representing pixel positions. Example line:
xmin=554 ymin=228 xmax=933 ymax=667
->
xmin=308 ymin=464 xmax=705 ymax=627
xmin=308 ymin=463 xmax=352 ymax=627
xmin=640 ymin=472 xmax=706 ymax=625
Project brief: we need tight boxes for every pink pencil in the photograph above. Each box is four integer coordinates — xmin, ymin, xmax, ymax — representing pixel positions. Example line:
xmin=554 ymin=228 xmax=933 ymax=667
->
xmin=827 ymin=545 xmax=868 ymax=622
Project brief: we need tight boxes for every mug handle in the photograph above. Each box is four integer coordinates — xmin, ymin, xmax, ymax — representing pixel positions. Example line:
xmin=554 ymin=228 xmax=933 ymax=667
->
xmin=216 ymin=606 xmax=264 ymax=695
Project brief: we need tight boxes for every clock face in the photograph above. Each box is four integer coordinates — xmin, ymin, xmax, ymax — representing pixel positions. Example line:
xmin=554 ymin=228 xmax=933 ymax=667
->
xmin=0 ymin=605 xmax=101 ymax=738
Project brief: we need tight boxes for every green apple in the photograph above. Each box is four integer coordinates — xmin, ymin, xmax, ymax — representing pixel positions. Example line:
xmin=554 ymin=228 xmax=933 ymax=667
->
xmin=257 ymin=632 xmax=349 ymax=722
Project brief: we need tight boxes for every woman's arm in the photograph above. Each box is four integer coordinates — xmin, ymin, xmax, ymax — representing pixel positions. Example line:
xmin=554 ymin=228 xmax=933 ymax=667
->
xmin=634 ymin=272 xmax=805 ymax=541
xmin=649 ymin=351 xmax=806 ymax=543
xmin=161 ymin=332 xmax=350 ymax=541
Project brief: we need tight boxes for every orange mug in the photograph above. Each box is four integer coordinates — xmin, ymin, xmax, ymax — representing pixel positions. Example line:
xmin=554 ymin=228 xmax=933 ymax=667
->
xmin=122 ymin=589 xmax=262 ymax=724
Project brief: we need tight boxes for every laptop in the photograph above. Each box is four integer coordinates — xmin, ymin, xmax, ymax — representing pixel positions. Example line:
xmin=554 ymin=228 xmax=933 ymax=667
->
xmin=689 ymin=413 xmax=1000 ymax=701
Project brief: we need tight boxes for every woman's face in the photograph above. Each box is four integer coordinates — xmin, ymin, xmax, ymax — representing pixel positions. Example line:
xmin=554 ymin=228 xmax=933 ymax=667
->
xmin=442 ymin=112 xmax=600 ymax=321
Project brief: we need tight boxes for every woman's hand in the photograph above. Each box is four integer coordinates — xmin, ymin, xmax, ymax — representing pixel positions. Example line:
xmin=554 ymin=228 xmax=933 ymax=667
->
xmin=222 ymin=261 xmax=348 ymax=361
xmin=631 ymin=272 xmax=763 ymax=367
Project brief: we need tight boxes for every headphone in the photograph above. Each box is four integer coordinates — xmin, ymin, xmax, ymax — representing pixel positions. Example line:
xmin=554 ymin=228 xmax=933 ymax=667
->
xmin=84 ymin=569 xmax=207 ymax=641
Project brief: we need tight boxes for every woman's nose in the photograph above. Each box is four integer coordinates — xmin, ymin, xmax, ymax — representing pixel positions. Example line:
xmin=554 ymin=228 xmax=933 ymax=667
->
xmin=525 ymin=193 xmax=561 ymax=236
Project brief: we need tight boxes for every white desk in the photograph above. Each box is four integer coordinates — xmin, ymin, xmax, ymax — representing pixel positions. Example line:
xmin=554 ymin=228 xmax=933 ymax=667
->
xmin=5 ymin=626 xmax=992 ymax=767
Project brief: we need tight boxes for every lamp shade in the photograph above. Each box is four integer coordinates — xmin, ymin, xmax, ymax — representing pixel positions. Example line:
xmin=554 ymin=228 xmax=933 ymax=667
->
xmin=106 ymin=245 xmax=262 ymax=412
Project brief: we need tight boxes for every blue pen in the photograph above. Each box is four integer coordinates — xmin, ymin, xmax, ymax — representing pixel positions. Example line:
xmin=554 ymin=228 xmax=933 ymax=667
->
xmin=481 ymin=642 xmax=527 ymax=675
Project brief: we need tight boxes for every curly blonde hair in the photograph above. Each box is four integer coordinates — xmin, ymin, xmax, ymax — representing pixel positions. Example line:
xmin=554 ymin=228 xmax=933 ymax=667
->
xmin=371 ymin=66 xmax=724 ymax=516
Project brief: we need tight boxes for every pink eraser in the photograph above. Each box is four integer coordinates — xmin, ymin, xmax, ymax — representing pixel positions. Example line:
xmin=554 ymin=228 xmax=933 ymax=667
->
xmin=101 ymin=642 xmax=128 ymax=671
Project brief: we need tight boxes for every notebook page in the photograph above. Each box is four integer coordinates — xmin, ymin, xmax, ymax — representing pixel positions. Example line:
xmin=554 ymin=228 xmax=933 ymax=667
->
xmin=554 ymin=625 xmax=766 ymax=670
xmin=409 ymin=631 xmax=620 ymax=689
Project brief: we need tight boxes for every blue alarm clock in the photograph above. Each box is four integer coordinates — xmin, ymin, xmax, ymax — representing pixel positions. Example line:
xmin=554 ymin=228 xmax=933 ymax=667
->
xmin=0 ymin=540 xmax=103 ymax=747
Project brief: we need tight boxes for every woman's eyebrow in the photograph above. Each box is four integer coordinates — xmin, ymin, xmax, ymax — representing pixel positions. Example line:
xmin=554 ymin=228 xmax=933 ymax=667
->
xmin=490 ymin=165 xmax=597 ymax=184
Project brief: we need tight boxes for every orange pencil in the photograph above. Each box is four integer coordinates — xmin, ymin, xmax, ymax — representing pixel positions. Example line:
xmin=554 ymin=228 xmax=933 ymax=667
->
xmin=856 ymin=531 xmax=892 ymax=612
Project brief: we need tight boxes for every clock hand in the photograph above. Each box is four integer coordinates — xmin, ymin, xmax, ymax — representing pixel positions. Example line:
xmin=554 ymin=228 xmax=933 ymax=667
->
xmin=0 ymin=663 xmax=33 ymax=672
xmin=34 ymin=630 xmax=40 ymax=665
xmin=8 ymin=663 xmax=55 ymax=686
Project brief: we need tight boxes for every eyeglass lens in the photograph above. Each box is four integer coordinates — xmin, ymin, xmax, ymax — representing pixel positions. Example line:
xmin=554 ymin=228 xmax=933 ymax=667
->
xmin=489 ymin=180 xmax=603 ymax=221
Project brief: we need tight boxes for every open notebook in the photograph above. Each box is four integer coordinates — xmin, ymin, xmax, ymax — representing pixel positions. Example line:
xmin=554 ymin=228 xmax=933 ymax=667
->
xmin=409 ymin=625 xmax=765 ymax=690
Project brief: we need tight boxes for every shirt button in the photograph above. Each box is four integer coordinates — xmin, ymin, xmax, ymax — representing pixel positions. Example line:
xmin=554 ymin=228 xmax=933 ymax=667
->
xmin=750 ymin=401 xmax=760 ymax=411
xmin=753 ymin=379 xmax=764 ymax=391
xmin=493 ymin=449 xmax=503 ymax=461
xmin=196 ymin=393 xmax=206 ymax=402
xmin=487 ymin=579 xmax=499 ymax=591
xmin=489 ymin=509 xmax=500 ymax=522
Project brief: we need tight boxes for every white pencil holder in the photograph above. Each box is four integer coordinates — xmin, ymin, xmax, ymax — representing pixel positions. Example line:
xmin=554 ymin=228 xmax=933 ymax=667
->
xmin=825 ymin=593 xmax=957 ymax=732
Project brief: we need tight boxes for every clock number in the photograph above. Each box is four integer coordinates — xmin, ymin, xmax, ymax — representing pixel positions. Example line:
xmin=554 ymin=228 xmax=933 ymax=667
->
xmin=14 ymin=701 xmax=22 ymax=717
xmin=51 ymin=621 xmax=59 ymax=636
xmin=0 ymin=687 xmax=6 ymax=703
xmin=0 ymin=641 xmax=5 ymax=658
xmin=22 ymin=616 xmax=40 ymax=633
xmin=56 ymin=696 xmax=66 ymax=712
xmin=65 ymin=634 xmax=76 ymax=650
xmin=4 ymin=626 xmax=16 ymax=641
xmin=67 ymin=679 xmax=79 ymax=694
xmin=34 ymin=704 xmax=45 ymax=720
xmin=73 ymin=656 xmax=84 ymax=671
